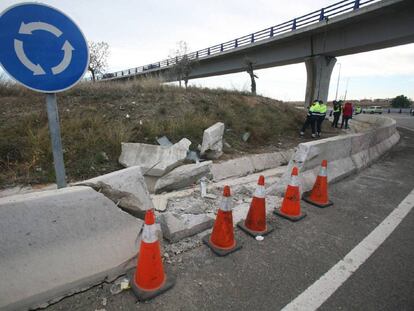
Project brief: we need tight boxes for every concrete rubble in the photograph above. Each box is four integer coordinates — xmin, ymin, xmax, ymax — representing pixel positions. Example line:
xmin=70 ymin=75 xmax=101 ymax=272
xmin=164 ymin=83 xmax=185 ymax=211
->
xmin=159 ymin=212 xmax=214 ymax=242
xmin=0 ymin=186 xmax=143 ymax=311
xmin=200 ymin=122 xmax=225 ymax=159
xmin=118 ymin=138 xmax=191 ymax=176
xmin=154 ymin=161 xmax=213 ymax=194
xmin=76 ymin=166 xmax=154 ymax=213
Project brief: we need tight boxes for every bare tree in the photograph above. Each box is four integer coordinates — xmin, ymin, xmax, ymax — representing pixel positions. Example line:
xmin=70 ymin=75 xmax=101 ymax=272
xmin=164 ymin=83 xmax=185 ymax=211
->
xmin=88 ymin=41 xmax=110 ymax=82
xmin=245 ymin=58 xmax=258 ymax=95
xmin=169 ymin=41 xmax=194 ymax=89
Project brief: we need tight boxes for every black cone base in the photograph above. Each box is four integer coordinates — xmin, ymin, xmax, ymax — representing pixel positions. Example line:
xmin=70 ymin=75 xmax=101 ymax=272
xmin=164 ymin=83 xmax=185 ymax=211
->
xmin=129 ymin=270 xmax=175 ymax=301
xmin=273 ymin=208 xmax=307 ymax=222
xmin=202 ymin=234 xmax=242 ymax=257
xmin=302 ymin=194 xmax=334 ymax=208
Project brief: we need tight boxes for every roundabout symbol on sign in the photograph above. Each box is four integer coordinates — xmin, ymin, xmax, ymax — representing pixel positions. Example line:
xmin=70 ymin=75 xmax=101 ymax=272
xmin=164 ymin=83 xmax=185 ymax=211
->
xmin=14 ymin=22 xmax=75 ymax=76
xmin=0 ymin=3 xmax=89 ymax=93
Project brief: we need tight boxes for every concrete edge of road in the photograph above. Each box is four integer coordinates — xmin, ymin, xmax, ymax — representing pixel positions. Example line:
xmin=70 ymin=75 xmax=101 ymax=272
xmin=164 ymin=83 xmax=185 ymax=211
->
xmin=267 ymin=114 xmax=399 ymax=195
xmin=281 ymin=186 xmax=414 ymax=311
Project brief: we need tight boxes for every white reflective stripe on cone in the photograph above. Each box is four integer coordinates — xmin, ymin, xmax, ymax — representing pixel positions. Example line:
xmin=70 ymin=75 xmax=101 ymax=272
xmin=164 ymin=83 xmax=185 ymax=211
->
xmin=220 ymin=196 xmax=233 ymax=211
xmin=290 ymin=175 xmax=300 ymax=187
xmin=319 ymin=167 xmax=327 ymax=177
xmin=142 ymin=224 xmax=158 ymax=243
xmin=254 ymin=185 xmax=266 ymax=199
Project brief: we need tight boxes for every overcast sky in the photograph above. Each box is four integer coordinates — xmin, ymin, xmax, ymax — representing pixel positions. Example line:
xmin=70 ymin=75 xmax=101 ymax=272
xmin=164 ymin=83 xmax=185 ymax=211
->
xmin=1 ymin=0 xmax=413 ymax=101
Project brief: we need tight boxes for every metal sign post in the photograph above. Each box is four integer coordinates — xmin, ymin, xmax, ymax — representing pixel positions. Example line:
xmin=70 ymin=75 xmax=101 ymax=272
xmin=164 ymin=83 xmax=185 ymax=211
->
xmin=46 ymin=94 xmax=67 ymax=188
xmin=0 ymin=3 xmax=89 ymax=188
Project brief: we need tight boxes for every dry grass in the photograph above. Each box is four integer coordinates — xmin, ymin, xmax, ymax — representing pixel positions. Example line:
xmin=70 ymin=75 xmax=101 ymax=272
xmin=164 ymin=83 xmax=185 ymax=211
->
xmin=0 ymin=78 xmax=305 ymax=188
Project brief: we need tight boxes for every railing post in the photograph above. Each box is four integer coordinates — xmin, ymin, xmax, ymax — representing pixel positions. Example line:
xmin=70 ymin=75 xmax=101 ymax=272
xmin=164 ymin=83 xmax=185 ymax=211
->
xmin=270 ymin=27 xmax=274 ymax=37
xmin=207 ymin=47 xmax=210 ymax=56
xmin=128 ymin=69 xmax=130 ymax=75
xmin=135 ymin=68 xmax=138 ymax=73
xmin=220 ymin=43 xmax=224 ymax=52
xmin=158 ymin=62 xmax=160 ymax=67
xmin=319 ymin=8 xmax=325 ymax=21
xmin=292 ymin=19 xmax=297 ymax=30
xmin=354 ymin=0 xmax=360 ymax=9
xmin=251 ymin=33 xmax=254 ymax=43
xmin=235 ymin=38 xmax=238 ymax=48
xmin=196 ymin=51 xmax=199 ymax=58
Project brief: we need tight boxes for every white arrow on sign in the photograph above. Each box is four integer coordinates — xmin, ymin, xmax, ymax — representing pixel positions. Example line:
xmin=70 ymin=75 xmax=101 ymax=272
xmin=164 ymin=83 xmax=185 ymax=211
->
xmin=14 ymin=39 xmax=46 ymax=75
xmin=51 ymin=41 xmax=75 ymax=75
xmin=19 ymin=21 xmax=62 ymax=37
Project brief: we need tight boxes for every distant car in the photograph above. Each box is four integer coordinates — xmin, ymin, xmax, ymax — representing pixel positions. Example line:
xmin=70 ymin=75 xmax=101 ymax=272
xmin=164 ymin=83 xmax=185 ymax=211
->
xmin=363 ymin=106 xmax=383 ymax=114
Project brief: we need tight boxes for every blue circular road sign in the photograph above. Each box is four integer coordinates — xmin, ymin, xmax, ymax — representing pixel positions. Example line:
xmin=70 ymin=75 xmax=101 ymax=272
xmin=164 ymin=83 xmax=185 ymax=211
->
xmin=0 ymin=3 xmax=89 ymax=93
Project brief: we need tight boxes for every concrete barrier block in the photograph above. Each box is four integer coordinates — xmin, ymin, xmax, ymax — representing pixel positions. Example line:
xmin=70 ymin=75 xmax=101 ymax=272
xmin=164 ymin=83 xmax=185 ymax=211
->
xmin=119 ymin=139 xmax=190 ymax=176
xmin=302 ymin=135 xmax=352 ymax=171
xmin=0 ymin=186 xmax=143 ymax=311
xmin=76 ymin=166 xmax=153 ymax=210
xmin=211 ymin=157 xmax=254 ymax=181
xmin=154 ymin=161 xmax=213 ymax=193
xmin=159 ymin=213 xmax=214 ymax=242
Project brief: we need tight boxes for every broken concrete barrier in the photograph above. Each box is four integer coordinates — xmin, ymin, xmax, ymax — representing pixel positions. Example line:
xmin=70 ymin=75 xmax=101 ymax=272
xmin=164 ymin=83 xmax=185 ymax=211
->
xmin=154 ymin=161 xmax=213 ymax=194
xmin=159 ymin=212 xmax=214 ymax=242
xmin=119 ymin=138 xmax=191 ymax=176
xmin=211 ymin=149 xmax=294 ymax=181
xmin=200 ymin=122 xmax=224 ymax=159
xmin=76 ymin=166 xmax=154 ymax=213
xmin=0 ymin=186 xmax=143 ymax=311
xmin=268 ymin=115 xmax=399 ymax=196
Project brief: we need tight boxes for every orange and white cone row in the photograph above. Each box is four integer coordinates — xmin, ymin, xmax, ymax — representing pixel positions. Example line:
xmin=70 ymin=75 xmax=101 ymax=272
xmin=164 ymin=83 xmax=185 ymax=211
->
xmin=202 ymin=185 xmax=242 ymax=256
xmin=237 ymin=175 xmax=274 ymax=237
xmin=274 ymin=167 xmax=307 ymax=222
xmin=303 ymin=160 xmax=333 ymax=208
xmin=130 ymin=209 xmax=175 ymax=301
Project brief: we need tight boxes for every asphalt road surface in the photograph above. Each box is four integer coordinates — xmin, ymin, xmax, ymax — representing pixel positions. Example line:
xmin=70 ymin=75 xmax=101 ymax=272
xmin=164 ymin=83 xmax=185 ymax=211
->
xmin=387 ymin=112 xmax=414 ymax=130
xmin=47 ymin=127 xmax=414 ymax=311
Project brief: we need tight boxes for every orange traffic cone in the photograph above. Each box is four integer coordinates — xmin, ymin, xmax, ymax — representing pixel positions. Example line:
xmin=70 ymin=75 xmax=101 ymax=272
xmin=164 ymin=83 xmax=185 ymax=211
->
xmin=202 ymin=185 xmax=242 ymax=256
xmin=303 ymin=160 xmax=333 ymax=208
xmin=274 ymin=167 xmax=307 ymax=221
xmin=130 ymin=209 xmax=175 ymax=301
xmin=237 ymin=175 xmax=274 ymax=237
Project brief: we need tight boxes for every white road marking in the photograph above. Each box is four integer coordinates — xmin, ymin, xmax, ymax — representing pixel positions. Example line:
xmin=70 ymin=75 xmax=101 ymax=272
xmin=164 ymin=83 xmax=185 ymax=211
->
xmin=281 ymin=188 xmax=414 ymax=311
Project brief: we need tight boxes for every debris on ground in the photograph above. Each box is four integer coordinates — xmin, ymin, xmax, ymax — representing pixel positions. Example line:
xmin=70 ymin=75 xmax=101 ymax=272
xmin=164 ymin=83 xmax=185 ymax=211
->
xmin=109 ymin=276 xmax=130 ymax=295
xmin=200 ymin=122 xmax=225 ymax=159
xmin=118 ymin=138 xmax=191 ymax=176
xmin=154 ymin=161 xmax=213 ymax=194
xmin=156 ymin=136 xmax=173 ymax=147
xmin=242 ymin=132 xmax=251 ymax=142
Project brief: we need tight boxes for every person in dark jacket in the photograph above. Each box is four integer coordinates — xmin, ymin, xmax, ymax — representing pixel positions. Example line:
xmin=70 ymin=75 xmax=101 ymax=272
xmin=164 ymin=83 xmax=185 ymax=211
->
xmin=331 ymin=100 xmax=342 ymax=128
xmin=341 ymin=101 xmax=353 ymax=129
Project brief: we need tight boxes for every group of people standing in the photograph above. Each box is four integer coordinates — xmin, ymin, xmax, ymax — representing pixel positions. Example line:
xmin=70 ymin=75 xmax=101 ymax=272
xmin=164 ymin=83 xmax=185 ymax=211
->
xmin=300 ymin=99 xmax=353 ymax=138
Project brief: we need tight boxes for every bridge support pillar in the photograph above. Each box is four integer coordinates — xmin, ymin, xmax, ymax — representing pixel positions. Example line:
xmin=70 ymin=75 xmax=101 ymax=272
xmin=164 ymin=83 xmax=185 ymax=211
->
xmin=304 ymin=55 xmax=336 ymax=107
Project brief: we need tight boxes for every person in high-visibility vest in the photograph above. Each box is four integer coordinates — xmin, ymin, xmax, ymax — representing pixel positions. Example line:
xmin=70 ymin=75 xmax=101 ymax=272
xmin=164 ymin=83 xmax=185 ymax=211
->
xmin=331 ymin=100 xmax=342 ymax=128
xmin=355 ymin=106 xmax=362 ymax=114
xmin=300 ymin=100 xmax=319 ymax=138
xmin=315 ymin=100 xmax=327 ymax=137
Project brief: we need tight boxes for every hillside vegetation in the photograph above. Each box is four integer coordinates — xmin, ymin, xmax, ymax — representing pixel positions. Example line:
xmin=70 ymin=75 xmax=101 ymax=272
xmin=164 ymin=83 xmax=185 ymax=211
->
xmin=0 ymin=79 xmax=306 ymax=188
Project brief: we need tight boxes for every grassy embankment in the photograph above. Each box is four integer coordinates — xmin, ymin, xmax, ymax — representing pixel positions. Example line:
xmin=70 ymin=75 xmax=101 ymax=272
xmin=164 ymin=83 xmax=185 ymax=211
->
xmin=0 ymin=79 xmax=305 ymax=188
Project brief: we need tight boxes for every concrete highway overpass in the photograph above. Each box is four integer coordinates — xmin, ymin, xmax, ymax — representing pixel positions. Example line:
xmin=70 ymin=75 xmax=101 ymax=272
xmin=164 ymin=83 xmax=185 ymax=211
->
xmin=100 ymin=0 xmax=414 ymax=105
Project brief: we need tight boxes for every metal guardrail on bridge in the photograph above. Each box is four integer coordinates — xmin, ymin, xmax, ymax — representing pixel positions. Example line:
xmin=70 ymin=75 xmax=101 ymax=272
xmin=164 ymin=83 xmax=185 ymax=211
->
xmin=99 ymin=0 xmax=380 ymax=80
